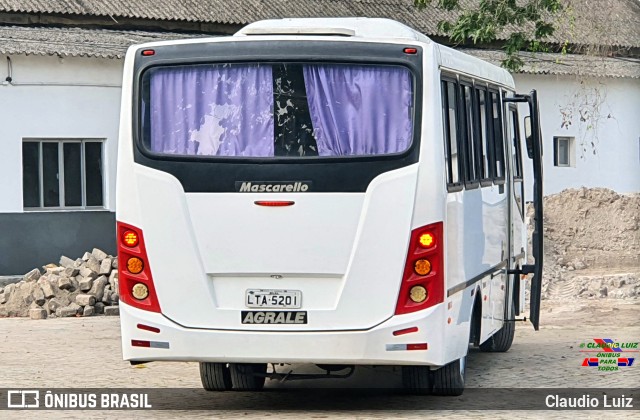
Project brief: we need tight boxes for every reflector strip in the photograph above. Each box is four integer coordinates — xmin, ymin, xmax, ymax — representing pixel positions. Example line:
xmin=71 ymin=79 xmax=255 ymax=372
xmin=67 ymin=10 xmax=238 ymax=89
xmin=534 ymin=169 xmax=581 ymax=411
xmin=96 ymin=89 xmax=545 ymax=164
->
xmin=254 ymin=201 xmax=295 ymax=207
xmin=149 ymin=341 xmax=170 ymax=349
xmin=407 ymin=343 xmax=428 ymax=351
xmin=392 ymin=326 xmax=419 ymax=336
xmin=385 ymin=343 xmax=428 ymax=351
xmin=136 ymin=323 xmax=160 ymax=333
xmin=386 ymin=344 xmax=407 ymax=351
xmin=131 ymin=339 xmax=169 ymax=349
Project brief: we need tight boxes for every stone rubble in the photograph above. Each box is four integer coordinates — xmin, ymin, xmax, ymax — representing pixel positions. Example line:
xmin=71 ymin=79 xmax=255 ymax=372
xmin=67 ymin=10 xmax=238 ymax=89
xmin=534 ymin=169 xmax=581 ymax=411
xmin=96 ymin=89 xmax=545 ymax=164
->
xmin=0 ymin=248 xmax=120 ymax=319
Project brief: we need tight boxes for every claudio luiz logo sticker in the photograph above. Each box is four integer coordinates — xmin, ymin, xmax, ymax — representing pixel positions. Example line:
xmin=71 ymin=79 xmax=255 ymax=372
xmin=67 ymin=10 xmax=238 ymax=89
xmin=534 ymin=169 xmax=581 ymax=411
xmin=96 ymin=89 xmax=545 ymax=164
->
xmin=579 ymin=338 xmax=638 ymax=371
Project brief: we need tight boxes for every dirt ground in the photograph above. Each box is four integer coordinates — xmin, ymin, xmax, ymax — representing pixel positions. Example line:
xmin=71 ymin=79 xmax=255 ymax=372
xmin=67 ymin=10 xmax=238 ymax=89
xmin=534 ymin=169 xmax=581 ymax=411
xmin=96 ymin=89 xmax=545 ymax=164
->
xmin=0 ymin=298 xmax=638 ymax=419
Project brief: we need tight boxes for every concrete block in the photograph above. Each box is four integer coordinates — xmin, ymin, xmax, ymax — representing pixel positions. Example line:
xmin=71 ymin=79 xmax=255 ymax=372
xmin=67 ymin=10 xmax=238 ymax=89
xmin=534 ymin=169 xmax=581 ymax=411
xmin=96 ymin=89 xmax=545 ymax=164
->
xmin=58 ymin=276 xmax=72 ymax=290
xmin=79 ymin=277 xmax=94 ymax=292
xmin=99 ymin=258 xmax=112 ymax=275
xmin=83 ymin=305 xmax=95 ymax=317
xmin=29 ymin=308 xmax=47 ymax=320
xmin=32 ymin=286 xmax=45 ymax=306
xmin=89 ymin=276 xmax=108 ymax=301
xmin=59 ymin=255 xmax=75 ymax=268
xmin=23 ymin=268 xmax=41 ymax=282
xmin=76 ymin=294 xmax=96 ymax=306
xmin=91 ymin=248 xmax=108 ymax=261
xmin=104 ymin=306 xmax=119 ymax=316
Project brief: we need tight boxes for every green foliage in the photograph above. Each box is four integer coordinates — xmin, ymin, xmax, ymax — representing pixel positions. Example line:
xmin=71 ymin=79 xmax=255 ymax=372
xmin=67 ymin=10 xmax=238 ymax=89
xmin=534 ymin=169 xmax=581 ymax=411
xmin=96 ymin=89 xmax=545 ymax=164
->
xmin=415 ymin=0 xmax=562 ymax=71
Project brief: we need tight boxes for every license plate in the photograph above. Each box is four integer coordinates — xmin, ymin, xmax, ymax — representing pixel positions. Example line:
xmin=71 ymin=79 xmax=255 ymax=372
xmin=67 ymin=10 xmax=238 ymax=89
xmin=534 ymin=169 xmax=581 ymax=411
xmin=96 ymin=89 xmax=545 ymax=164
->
xmin=245 ymin=289 xmax=302 ymax=309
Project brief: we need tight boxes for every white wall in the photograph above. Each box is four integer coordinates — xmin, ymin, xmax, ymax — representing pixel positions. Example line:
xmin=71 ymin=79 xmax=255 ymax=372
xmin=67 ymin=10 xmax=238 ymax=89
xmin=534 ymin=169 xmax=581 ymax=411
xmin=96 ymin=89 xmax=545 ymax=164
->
xmin=514 ymin=74 xmax=640 ymax=196
xmin=0 ymin=55 xmax=123 ymax=212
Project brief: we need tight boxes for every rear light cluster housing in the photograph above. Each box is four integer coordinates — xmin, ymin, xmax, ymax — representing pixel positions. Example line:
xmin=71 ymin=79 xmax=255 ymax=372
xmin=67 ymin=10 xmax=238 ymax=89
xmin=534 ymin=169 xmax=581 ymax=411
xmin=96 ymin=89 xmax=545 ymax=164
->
xmin=395 ymin=221 xmax=444 ymax=315
xmin=117 ymin=222 xmax=161 ymax=313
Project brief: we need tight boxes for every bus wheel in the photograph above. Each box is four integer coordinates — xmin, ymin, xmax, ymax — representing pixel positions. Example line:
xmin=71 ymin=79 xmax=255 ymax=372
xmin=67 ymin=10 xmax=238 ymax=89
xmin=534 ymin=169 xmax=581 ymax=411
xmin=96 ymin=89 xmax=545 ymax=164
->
xmin=432 ymin=356 xmax=465 ymax=396
xmin=402 ymin=366 xmax=432 ymax=394
xmin=480 ymin=303 xmax=515 ymax=352
xmin=199 ymin=362 xmax=232 ymax=391
xmin=229 ymin=363 xmax=267 ymax=391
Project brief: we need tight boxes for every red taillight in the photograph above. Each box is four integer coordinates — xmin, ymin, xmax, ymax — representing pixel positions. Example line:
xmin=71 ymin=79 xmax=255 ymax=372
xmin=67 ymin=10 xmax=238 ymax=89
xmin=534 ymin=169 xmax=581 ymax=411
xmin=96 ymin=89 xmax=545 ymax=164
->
xmin=141 ymin=49 xmax=155 ymax=56
xmin=395 ymin=222 xmax=444 ymax=315
xmin=393 ymin=326 xmax=419 ymax=336
xmin=254 ymin=201 xmax=295 ymax=207
xmin=403 ymin=47 xmax=418 ymax=54
xmin=137 ymin=323 xmax=160 ymax=333
xmin=117 ymin=222 xmax=161 ymax=313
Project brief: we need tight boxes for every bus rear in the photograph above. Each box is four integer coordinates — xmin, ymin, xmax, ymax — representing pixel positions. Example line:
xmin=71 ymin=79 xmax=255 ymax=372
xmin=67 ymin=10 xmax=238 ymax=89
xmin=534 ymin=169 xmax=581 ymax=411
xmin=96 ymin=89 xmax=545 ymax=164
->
xmin=116 ymin=19 xmax=460 ymax=394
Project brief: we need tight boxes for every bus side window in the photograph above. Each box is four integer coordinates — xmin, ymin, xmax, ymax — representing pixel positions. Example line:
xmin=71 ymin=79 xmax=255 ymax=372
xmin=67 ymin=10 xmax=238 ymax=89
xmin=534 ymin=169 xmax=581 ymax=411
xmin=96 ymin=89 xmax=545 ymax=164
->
xmin=461 ymin=83 xmax=478 ymax=186
xmin=475 ymin=87 xmax=492 ymax=184
xmin=490 ymin=92 xmax=506 ymax=182
xmin=508 ymin=106 xmax=525 ymax=218
xmin=510 ymin=109 xmax=524 ymax=180
xmin=441 ymin=80 xmax=461 ymax=187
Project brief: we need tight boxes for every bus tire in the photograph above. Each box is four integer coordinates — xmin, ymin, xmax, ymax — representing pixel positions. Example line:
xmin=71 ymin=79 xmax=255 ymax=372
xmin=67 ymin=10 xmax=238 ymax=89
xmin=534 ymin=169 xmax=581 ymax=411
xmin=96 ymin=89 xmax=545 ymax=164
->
xmin=401 ymin=366 xmax=432 ymax=395
xmin=432 ymin=357 xmax=465 ymax=396
xmin=199 ymin=362 xmax=232 ymax=391
xmin=229 ymin=363 xmax=267 ymax=391
xmin=479 ymin=303 xmax=515 ymax=352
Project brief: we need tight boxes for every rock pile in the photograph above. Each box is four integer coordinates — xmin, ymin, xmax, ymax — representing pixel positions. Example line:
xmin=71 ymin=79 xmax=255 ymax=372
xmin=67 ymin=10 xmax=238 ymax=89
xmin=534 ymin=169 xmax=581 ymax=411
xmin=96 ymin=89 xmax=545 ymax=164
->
xmin=0 ymin=248 xmax=120 ymax=319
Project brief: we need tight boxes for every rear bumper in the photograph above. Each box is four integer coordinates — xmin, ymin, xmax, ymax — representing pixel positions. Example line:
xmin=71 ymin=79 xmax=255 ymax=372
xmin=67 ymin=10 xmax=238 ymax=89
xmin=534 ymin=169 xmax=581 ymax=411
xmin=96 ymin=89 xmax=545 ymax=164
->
xmin=120 ymin=303 xmax=448 ymax=366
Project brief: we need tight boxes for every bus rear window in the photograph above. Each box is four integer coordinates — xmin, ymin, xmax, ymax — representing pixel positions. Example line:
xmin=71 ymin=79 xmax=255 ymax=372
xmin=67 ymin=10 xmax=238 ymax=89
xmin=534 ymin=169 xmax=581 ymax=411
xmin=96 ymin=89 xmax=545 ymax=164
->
xmin=140 ymin=63 xmax=414 ymax=158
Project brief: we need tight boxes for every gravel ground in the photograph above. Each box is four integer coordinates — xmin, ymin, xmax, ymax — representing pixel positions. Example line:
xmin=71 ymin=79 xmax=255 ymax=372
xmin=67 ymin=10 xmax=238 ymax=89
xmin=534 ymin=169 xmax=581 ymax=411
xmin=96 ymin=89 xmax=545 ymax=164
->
xmin=1 ymin=299 xmax=638 ymax=419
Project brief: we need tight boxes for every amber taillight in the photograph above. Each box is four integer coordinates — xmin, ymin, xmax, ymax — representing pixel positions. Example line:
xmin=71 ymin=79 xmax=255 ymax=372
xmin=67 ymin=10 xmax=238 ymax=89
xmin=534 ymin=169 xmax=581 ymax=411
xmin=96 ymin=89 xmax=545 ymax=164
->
xmin=117 ymin=221 xmax=161 ymax=313
xmin=395 ymin=222 xmax=444 ymax=315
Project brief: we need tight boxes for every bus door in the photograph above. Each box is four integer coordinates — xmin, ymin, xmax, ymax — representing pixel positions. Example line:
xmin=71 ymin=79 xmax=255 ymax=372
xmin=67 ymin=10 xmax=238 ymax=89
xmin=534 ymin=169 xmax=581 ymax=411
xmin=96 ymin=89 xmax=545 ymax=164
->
xmin=505 ymin=104 xmax=526 ymax=316
xmin=504 ymin=91 xmax=544 ymax=330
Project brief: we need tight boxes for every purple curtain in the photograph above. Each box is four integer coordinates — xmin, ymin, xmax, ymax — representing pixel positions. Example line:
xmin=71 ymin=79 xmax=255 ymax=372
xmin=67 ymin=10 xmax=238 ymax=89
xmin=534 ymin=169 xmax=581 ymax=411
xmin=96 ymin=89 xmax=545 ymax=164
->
xmin=302 ymin=65 xmax=413 ymax=156
xmin=150 ymin=64 xmax=274 ymax=157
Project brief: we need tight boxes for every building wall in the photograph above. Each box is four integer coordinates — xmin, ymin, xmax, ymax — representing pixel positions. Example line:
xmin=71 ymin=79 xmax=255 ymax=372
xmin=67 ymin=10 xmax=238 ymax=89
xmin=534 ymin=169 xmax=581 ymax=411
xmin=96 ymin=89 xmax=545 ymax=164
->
xmin=0 ymin=54 xmax=123 ymax=212
xmin=0 ymin=55 xmax=123 ymax=274
xmin=514 ymin=74 xmax=640 ymax=196
xmin=0 ymin=211 xmax=117 ymax=275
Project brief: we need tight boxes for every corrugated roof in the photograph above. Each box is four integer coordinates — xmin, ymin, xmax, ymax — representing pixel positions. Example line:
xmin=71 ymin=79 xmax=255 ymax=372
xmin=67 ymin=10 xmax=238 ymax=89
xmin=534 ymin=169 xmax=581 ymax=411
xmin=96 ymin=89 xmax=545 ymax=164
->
xmin=2 ymin=25 xmax=638 ymax=80
xmin=0 ymin=25 xmax=205 ymax=58
xmin=465 ymin=49 xmax=640 ymax=79
xmin=0 ymin=0 xmax=638 ymax=49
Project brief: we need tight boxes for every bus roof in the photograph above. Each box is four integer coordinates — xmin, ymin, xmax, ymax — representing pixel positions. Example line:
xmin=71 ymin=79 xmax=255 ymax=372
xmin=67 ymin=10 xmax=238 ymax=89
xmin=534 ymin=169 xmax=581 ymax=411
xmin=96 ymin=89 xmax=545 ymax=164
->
xmin=235 ymin=18 xmax=431 ymax=43
xmin=436 ymin=43 xmax=515 ymax=89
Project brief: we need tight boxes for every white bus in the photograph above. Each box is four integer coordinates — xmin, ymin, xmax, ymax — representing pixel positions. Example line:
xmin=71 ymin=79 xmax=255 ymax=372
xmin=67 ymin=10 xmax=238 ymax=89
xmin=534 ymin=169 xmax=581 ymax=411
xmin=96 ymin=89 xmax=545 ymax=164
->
xmin=116 ymin=18 xmax=544 ymax=396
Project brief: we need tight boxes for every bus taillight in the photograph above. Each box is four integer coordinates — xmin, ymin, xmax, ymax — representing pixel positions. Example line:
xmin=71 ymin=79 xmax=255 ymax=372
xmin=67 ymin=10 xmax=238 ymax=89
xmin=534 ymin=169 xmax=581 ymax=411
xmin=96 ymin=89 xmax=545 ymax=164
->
xmin=117 ymin=222 xmax=161 ymax=313
xmin=395 ymin=222 xmax=444 ymax=315
xmin=122 ymin=230 xmax=139 ymax=247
